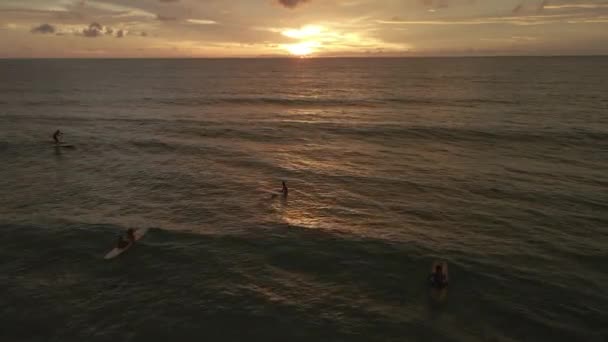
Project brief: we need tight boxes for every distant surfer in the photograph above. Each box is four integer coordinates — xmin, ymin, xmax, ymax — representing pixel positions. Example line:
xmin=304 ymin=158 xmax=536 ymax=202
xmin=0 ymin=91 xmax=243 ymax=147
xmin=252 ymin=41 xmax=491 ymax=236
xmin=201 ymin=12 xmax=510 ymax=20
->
xmin=127 ymin=228 xmax=135 ymax=242
xmin=282 ymin=181 xmax=288 ymax=198
xmin=430 ymin=264 xmax=448 ymax=289
xmin=52 ymin=130 xmax=63 ymax=144
xmin=115 ymin=228 xmax=136 ymax=249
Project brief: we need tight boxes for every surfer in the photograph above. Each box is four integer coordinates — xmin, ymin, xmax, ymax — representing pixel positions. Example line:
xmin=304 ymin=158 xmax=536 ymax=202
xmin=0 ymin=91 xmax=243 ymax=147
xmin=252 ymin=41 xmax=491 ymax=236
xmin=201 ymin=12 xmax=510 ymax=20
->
xmin=430 ymin=264 xmax=448 ymax=289
xmin=115 ymin=235 xmax=130 ymax=249
xmin=282 ymin=181 xmax=288 ymax=197
xmin=127 ymin=228 xmax=135 ymax=242
xmin=115 ymin=229 xmax=136 ymax=249
xmin=52 ymin=130 xmax=63 ymax=144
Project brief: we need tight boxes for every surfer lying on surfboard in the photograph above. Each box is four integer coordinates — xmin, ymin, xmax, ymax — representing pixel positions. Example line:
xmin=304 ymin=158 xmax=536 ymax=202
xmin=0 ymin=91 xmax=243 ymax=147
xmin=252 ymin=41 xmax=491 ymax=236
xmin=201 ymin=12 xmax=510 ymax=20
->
xmin=115 ymin=228 xmax=136 ymax=249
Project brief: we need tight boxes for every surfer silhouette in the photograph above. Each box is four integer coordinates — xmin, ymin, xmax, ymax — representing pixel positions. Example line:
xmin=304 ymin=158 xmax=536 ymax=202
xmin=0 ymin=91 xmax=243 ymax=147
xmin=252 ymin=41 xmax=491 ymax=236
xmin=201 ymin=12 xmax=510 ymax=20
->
xmin=282 ymin=181 xmax=288 ymax=197
xmin=127 ymin=228 xmax=135 ymax=242
xmin=430 ymin=264 xmax=447 ymax=288
xmin=52 ymin=130 xmax=63 ymax=144
xmin=116 ymin=229 xmax=136 ymax=249
xmin=116 ymin=235 xmax=130 ymax=249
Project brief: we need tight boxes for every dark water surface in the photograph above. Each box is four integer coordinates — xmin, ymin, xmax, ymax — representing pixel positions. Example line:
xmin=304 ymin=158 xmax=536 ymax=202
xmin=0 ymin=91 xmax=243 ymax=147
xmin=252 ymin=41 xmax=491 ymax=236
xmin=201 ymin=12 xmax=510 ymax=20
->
xmin=1 ymin=57 xmax=607 ymax=341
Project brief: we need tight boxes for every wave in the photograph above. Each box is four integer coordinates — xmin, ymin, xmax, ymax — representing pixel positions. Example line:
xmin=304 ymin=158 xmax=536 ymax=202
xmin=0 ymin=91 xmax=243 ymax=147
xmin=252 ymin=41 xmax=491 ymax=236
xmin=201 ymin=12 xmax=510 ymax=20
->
xmin=153 ymin=96 xmax=382 ymax=108
xmin=21 ymin=99 xmax=85 ymax=107
xmin=149 ymin=96 xmax=519 ymax=108
xmin=1 ymin=222 xmax=602 ymax=341
xmin=1 ymin=95 xmax=525 ymax=109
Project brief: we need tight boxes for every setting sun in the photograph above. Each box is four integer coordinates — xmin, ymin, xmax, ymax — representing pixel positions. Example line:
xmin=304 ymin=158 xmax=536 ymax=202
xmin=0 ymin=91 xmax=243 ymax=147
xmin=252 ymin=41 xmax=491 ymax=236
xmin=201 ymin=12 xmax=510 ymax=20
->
xmin=281 ymin=25 xmax=325 ymax=56
xmin=284 ymin=41 xmax=318 ymax=56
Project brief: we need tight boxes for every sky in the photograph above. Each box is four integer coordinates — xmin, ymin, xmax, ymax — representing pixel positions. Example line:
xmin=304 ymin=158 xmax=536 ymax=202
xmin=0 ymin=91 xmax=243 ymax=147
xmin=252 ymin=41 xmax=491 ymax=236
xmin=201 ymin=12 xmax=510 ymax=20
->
xmin=1 ymin=0 xmax=607 ymax=57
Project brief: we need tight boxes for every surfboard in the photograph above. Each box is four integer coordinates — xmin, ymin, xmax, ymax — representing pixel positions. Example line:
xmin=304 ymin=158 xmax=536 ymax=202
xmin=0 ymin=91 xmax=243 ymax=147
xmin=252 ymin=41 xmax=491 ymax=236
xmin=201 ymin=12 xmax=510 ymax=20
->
xmin=54 ymin=144 xmax=75 ymax=148
xmin=265 ymin=190 xmax=285 ymax=199
xmin=430 ymin=260 xmax=449 ymax=302
xmin=104 ymin=228 xmax=148 ymax=260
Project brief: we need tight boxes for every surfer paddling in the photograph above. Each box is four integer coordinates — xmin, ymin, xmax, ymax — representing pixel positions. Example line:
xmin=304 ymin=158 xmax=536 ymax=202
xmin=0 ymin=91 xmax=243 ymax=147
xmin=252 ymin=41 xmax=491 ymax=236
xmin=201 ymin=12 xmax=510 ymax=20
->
xmin=115 ymin=228 xmax=136 ymax=249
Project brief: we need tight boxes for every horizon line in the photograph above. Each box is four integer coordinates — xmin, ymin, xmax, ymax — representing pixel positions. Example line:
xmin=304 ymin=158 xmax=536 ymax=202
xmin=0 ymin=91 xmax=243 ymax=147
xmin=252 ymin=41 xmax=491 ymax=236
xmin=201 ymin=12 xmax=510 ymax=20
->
xmin=1 ymin=54 xmax=608 ymax=60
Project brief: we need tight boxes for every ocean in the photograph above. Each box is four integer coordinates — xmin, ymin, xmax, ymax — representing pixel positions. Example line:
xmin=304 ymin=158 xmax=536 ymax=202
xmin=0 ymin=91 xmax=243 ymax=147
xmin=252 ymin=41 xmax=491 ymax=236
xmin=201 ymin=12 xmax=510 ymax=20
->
xmin=0 ymin=57 xmax=606 ymax=341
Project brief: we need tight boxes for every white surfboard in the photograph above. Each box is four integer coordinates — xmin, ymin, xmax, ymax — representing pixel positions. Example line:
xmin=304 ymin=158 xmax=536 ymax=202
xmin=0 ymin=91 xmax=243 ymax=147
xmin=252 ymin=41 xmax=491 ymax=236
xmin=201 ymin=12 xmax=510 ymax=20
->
xmin=266 ymin=190 xmax=287 ymax=199
xmin=104 ymin=228 xmax=148 ymax=260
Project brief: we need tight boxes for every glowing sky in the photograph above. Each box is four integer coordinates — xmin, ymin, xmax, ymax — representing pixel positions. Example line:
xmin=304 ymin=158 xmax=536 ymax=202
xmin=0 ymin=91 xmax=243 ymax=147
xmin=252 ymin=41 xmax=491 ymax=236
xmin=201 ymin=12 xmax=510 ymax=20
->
xmin=1 ymin=0 xmax=607 ymax=57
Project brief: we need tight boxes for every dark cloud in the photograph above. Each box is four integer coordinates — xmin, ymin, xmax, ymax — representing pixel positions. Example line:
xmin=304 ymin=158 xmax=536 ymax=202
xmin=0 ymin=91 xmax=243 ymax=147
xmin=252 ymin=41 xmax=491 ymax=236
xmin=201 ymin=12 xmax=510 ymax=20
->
xmin=420 ymin=0 xmax=477 ymax=9
xmin=513 ymin=0 xmax=548 ymax=15
xmin=77 ymin=23 xmax=128 ymax=38
xmin=157 ymin=14 xmax=178 ymax=21
xmin=31 ymin=23 xmax=55 ymax=34
xmin=420 ymin=0 xmax=451 ymax=9
xmin=537 ymin=0 xmax=548 ymax=13
xmin=512 ymin=3 xmax=524 ymax=14
xmin=90 ymin=22 xmax=103 ymax=30
xmin=83 ymin=22 xmax=103 ymax=37
xmin=277 ymin=0 xmax=311 ymax=9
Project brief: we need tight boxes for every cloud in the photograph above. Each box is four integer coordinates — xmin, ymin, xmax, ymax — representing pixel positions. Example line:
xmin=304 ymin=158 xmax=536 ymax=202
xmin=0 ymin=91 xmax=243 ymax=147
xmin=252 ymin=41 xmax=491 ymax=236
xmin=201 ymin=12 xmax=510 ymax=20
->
xmin=419 ymin=0 xmax=476 ymax=9
xmin=157 ymin=14 xmax=178 ymax=21
xmin=545 ymin=3 xmax=608 ymax=10
xmin=421 ymin=0 xmax=449 ymax=9
xmin=186 ymin=19 xmax=217 ymax=25
xmin=81 ymin=22 xmax=117 ymax=38
xmin=512 ymin=3 xmax=524 ymax=14
xmin=513 ymin=0 xmax=555 ymax=15
xmin=277 ymin=0 xmax=311 ymax=9
xmin=83 ymin=22 xmax=103 ymax=37
xmin=36 ymin=22 xmax=129 ymax=38
xmin=31 ymin=23 xmax=55 ymax=34
xmin=140 ymin=31 xmax=148 ymax=37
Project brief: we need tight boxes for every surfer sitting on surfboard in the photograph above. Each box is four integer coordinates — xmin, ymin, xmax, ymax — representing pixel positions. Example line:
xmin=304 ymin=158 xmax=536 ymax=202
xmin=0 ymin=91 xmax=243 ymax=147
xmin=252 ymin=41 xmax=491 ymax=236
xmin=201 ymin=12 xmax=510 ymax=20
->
xmin=52 ymin=130 xmax=63 ymax=144
xmin=115 ymin=228 xmax=136 ymax=249
xmin=430 ymin=264 xmax=448 ymax=289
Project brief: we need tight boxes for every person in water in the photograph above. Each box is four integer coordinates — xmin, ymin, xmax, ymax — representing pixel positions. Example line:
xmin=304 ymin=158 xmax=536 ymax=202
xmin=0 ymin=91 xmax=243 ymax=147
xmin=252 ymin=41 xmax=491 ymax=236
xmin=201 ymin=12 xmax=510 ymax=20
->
xmin=282 ymin=181 xmax=288 ymax=197
xmin=430 ymin=264 xmax=448 ymax=289
xmin=116 ymin=235 xmax=130 ymax=249
xmin=116 ymin=229 xmax=136 ymax=249
xmin=52 ymin=130 xmax=63 ymax=144
xmin=126 ymin=228 xmax=135 ymax=242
